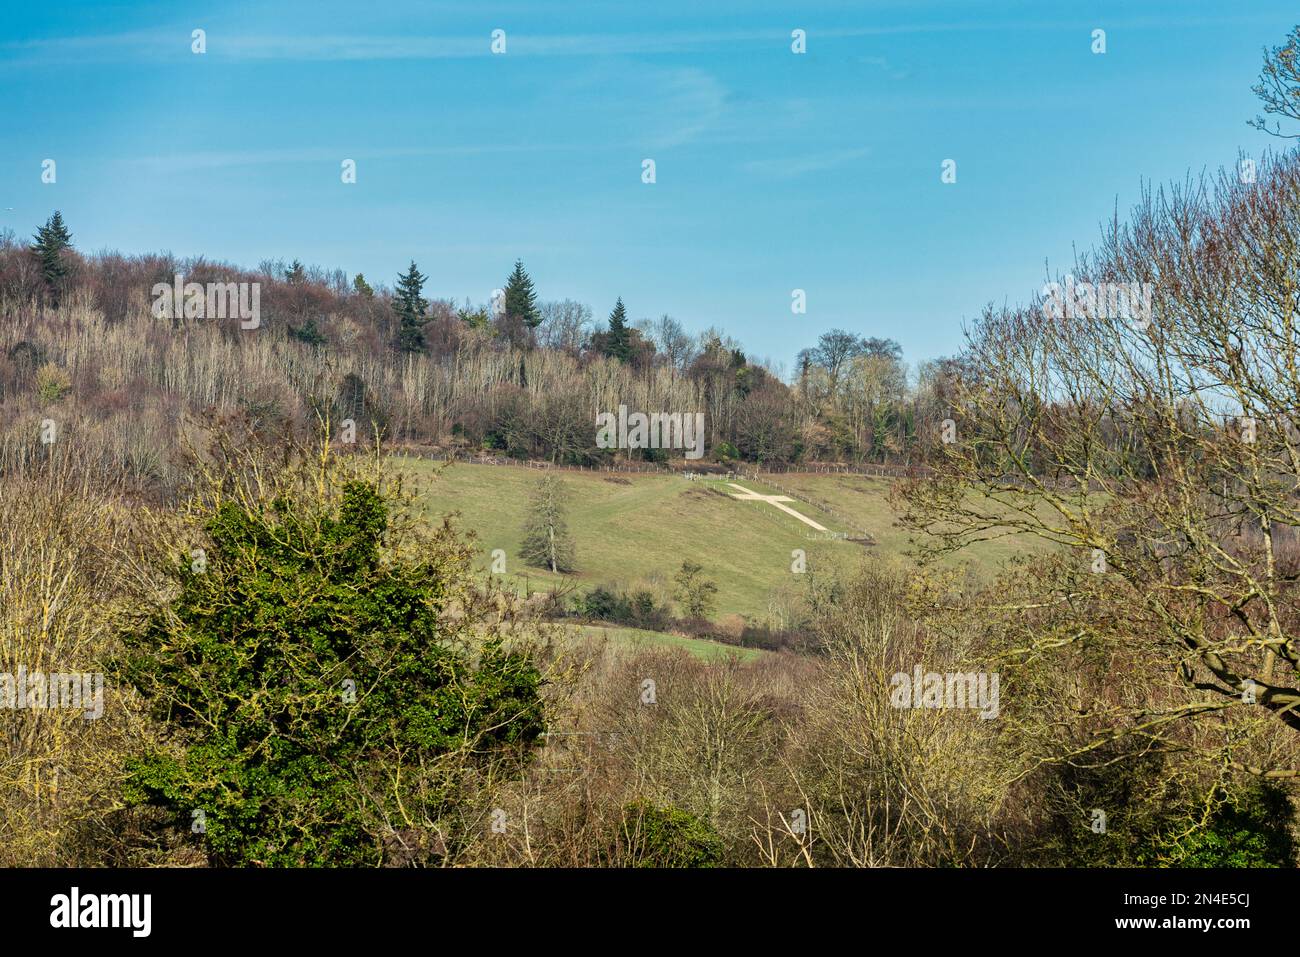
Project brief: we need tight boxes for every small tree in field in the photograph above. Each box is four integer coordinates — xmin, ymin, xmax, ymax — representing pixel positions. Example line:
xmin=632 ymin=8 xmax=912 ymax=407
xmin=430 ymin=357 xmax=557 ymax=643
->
xmin=520 ymin=475 xmax=576 ymax=573
xmin=673 ymin=560 xmax=718 ymax=621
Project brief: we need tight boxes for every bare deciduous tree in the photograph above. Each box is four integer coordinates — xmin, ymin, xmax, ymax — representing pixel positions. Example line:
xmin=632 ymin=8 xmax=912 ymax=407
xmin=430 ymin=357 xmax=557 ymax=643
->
xmin=899 ymin=150 xmax=1300 ymax=778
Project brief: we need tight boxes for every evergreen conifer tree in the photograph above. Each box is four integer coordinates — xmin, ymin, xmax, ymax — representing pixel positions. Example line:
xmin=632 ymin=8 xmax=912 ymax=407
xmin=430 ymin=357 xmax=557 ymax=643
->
xmin=604 ymin=297 xmax=632 ymax=362
xmin=31 ymin=211 xmax=73 ymax=301
xmin=503 ymin=259 xmax=541 ymax=328
xmin=393 ymin=261 xmax=429 ymax=353
xmin=519 ymin=475 xmax=576 ymax=573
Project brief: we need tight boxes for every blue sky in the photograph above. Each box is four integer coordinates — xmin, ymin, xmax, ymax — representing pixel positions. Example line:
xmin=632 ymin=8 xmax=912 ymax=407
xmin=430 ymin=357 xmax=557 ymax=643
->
xmin=1 ymin=0 xmax=1295 ymax=373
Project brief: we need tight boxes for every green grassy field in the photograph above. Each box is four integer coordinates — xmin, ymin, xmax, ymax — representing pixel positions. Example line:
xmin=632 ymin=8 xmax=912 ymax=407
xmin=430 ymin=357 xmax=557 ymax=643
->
xmin=745 ymin=472 xmax=1042 ymax=569
xmin=405 ymin=459 xmax=1047 ymax=621
xmin=564 ymin=623 xmax=768 ymax=662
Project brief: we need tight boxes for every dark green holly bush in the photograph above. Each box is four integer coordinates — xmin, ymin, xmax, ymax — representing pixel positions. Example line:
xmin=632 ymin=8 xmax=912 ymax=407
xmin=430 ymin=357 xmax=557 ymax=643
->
xmin=117 ymin=463 xmax=545 ymax=866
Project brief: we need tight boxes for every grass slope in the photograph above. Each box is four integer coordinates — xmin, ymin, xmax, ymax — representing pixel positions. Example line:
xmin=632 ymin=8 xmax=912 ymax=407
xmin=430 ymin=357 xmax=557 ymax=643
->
xmin=566 ymin=624 xmax=768 ymax=662
xmin=406 ymin=459 xmax=1046 ymax=621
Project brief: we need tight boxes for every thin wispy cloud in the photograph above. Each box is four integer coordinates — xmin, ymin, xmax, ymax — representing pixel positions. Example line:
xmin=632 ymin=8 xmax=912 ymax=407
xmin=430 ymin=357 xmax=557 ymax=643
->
xmin=538 ymin=62 xmax=730 ymax=150
xmin=2 ymin=16 xmax=1277 ymax=66
xmin=127 ymin=144 xmax=582 ymax=173
xmin=643 ymin=68 xmax=729 ymax=149
xmin=859 ymin=55 xmax=911 ymax=81
xmin=0 ymin=29 xmax=764 ymax=64
xmin=1 ymin=28 xmax=791 ymax=64
xmin=741 ymin=147 xmax=872 ymax=179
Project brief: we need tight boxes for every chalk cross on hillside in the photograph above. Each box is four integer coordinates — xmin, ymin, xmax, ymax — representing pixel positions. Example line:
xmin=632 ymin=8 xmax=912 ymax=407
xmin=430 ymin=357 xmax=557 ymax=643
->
xmin=726 ymin=484 xmax=828 ymax=532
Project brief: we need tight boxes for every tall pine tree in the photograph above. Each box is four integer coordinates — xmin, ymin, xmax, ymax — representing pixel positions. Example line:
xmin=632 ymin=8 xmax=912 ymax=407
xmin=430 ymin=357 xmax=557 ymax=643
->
xmin=604 ymin=297 xmax=632 ymax=362
xmin=393 ymin=261 xmax=429 ymax=353
xmin=519 ymin=475 xmax=576 ymax=573
xmin=31 ymin=211 xmax=73 ymax=302
xmin=503 ymin=259 xmax=541 ymax=328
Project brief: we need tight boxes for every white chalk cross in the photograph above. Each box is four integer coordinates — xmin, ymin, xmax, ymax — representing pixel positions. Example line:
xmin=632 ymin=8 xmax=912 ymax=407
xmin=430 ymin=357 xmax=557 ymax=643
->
xmin=726 ymin=483 xmax=828 ymax=532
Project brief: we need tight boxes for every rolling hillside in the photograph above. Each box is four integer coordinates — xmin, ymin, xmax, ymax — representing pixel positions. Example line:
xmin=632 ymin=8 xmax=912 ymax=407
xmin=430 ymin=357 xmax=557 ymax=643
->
xmin=405 ymin=458 xmax=1047 ymax=621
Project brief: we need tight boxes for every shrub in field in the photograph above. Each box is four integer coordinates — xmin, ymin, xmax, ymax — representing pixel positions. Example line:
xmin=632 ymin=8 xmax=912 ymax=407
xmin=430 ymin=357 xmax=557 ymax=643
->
xmin=628 ymin=589 xmax=667 ymax=630
xmin=34 ymin=361 xmax=71 ymax=403
xmin=572 ymin=586 xmax=631 ymax=623
xmin=607 ymin=800 xmax=722 ymax=868
xmin=571 ymin=586 xmax=667 ymax=629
